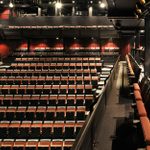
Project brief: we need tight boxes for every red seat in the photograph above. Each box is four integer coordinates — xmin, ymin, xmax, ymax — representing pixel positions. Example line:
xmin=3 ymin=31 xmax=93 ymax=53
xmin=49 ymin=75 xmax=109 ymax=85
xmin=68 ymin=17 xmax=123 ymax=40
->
xmin=147 ymin=146 xmax=150 ymax=150
xmin=140 ymin=116 xmax=150 ymax=144
xmin=133 ymin=83 xmax=140 ymax=91
xmin=134 ymin=90 xmax=142 ymax=101
xmin=136 ymin=101 xmax=147 ymax=117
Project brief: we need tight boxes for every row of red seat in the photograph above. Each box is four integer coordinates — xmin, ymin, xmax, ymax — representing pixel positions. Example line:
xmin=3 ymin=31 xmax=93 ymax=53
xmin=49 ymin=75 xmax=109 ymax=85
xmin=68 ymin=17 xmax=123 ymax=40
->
xmin=12 ymin=53 xmax=100 ymax=58
xmin=0 ymin=139 xmax=74 ymax=150
xmin=0 ymin=84 xmax=94 ymax=95
xmin=15 ymin=57 xmax=101 ymax=63
xmin=0 ymin=69 xmax=98 ymax=74
xmin=0 ymin=106 xmax=85 ymax=113
xmin=0 ymin=94 xmax=94 ymax=109
xmin=0 ymin=50 xmax=103 ymax=149
xmin=0 ymin=106 xmax=86 ymax=121
xmin=11 ymin=62 xmax=102 ymax=66
xmin=133 ymin=80 xmax=150 ymax=149
xmin=0 ymin=76 xmax=99 ymax=85
xmin=0 ymin=120 xmax=84 ymax=139
xmin=0 ymin=120 xmax=84 ymax=129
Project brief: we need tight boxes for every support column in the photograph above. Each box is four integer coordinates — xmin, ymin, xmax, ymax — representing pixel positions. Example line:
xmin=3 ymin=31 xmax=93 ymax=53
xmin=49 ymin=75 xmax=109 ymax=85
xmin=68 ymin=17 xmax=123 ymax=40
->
xmin=144 ymin=16 xmax=150 ymax=77
xmin=72 ymin=6 xmax=75 ymax=16
xmin=135 ymin=30 xmax=140 ymax=49
xmin=38 ymin=7 xmax=42 ymax=16
xmin=27 ymin=39 xmax=30 ymax=52
xmin=135 ymin=30 xmax=140 ymax=63
xmin=88 ymin=6 xmax=93 ymax=16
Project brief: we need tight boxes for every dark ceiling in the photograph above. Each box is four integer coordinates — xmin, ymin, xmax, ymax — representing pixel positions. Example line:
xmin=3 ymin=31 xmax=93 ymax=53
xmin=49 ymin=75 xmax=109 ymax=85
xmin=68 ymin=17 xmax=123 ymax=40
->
xmin=0 ymin=0 xmax=145 ymax=38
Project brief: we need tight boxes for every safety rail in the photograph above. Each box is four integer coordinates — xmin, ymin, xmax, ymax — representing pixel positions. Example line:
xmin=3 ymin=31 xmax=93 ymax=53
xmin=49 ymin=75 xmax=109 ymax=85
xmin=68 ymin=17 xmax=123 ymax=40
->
xmin=72 ymin=56 xmax=120 ymax=150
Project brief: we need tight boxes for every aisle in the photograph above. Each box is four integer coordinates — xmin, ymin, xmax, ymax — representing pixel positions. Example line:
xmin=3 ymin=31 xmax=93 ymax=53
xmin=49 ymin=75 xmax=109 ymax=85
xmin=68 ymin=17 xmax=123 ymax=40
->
xmin=94 ymin=61 xmax=133 ymax=150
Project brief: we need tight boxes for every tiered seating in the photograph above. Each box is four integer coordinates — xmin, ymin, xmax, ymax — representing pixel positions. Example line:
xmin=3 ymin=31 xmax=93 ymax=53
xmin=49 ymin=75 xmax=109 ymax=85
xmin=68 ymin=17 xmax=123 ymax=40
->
xmin=132 ymin=76 xmax=150 ymax=149
xmin=0 ymin=49 xmax=108 ymax=149
xmin=126 ymin=55 xmax=135 ymax=84
xmin=126 ymin=54 xmax=141 ymax=84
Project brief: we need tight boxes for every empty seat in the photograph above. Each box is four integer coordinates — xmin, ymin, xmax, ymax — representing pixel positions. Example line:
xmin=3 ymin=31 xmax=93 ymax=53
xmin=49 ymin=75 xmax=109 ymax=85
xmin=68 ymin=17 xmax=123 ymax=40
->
xmin=38 ymin=139 xmax=51 ymax=150
xmin=140 ymin=116 xmax=150 ymax=144
xmin=147 ymin=146 xmax=150 ymax=150
xmin=51 ymin=139 xmax=63 ymax=150
xmin=136 ymin=101 xmax=147 ymax=117
xmin=19 ymin=121 xmax=31 ymax=138
xmin=41 ymin=121 xmax=53 ymax=138
xmin=64 ymin=122 xmax=75 ymax=139
xmin=30 ymin=121 xmax=42 ymax=138
xmin=53 ymin=122 xmax=64 ymax=139
xmin=46 ymin=107 xmax=55 ymax=120
xmin=56 ymin=107 xmax=66 ymax=121
xmin=134 ymin=90 xmax=142 ymax=101
xmin=36 ymin=107 xmax=46 ymax=120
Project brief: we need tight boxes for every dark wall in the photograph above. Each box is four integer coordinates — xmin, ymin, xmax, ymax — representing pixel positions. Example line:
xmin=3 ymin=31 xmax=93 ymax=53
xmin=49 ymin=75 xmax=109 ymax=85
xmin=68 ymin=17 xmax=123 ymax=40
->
xmin=0 ymin=38 xmax=122 ymax=57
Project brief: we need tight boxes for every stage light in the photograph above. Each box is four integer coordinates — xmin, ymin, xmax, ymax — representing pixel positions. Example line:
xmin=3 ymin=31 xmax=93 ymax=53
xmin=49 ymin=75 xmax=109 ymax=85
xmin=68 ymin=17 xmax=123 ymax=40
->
xmin=140 ymin=30 xmax=144 ymax=33
xmin=139 ymin=0 xmax=145 ymax=5
xmin=99 ymin=1 xmax=106 ymax=8
xmin=55 ymin=2 xmax=62 ymax=9
xmin=9 ymin=2 xmax=14 ymax=8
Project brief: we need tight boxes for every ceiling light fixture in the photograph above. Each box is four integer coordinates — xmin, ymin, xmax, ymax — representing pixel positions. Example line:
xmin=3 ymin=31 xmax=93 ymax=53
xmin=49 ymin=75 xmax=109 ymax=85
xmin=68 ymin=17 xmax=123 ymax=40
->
xmin=55 ymin=2 xmax=62 ymax=9
xmin=99 ymin=1 xmax=106 ymax=8
xmin=140 ymin=30 xmax=144 ymax=33
xmin=9 ymin=2 xmax=14 ymax=8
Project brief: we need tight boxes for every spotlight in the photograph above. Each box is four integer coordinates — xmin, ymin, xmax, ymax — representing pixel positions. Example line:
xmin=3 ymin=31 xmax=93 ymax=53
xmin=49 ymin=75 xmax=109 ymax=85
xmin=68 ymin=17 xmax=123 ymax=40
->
xmin=0 ymin=1 xmax=3 ymax=4
xmin=9 ymin=2 xmax=14 ymax=8
xmin=99 ymin=1 xmax=106 ymax=8
xmin=139 ymin=0 xmax=145 ymax=5
xmin=140 ymin=30 xmax=144 ymax=33
xmin=55 ymin=2 xmax=62 ymax=9
xmin=100 ymin=3 xmax=105 ymax=8
xmin=72 ymin=0 xmax=75 ymax=4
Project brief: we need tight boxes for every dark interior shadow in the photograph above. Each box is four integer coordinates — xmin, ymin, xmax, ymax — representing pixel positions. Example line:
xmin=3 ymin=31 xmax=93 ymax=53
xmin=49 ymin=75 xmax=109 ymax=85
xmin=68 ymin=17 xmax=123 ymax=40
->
xmin=112 ymin=117 xmax=144 ymax=150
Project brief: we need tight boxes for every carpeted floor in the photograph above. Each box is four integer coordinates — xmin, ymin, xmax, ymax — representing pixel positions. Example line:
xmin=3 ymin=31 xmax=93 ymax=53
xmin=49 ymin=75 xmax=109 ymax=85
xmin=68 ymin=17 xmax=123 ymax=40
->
xmin=94 ymin=61 xmax=134 ymax=150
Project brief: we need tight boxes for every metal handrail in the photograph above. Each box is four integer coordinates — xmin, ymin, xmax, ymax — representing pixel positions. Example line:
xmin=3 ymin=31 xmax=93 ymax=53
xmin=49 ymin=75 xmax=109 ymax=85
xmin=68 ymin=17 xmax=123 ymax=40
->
xmin=129 ymin=54 xmax=141 ymax=69
xmin=72 ymin=56 xmax=120 ymax=150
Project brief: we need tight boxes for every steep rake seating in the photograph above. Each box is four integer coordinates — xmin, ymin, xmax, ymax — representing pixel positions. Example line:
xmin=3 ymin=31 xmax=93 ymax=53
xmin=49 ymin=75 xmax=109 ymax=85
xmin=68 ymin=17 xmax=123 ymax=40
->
xmin=0 ymin=49 xmax=107 ymax=149
xmin=132 ymin=78 xmax=150 ymax=149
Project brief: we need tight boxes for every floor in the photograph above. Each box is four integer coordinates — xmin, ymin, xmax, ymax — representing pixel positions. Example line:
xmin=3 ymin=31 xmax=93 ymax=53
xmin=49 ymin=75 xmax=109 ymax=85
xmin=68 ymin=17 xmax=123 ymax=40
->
xmin=94 ymin=61 xmax=134 ymax=150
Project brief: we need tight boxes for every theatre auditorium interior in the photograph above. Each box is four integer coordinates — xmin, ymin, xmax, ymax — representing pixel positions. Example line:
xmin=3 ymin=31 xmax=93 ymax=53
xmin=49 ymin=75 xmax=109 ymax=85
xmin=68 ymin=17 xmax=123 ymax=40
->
xmin=1 ymin=0 xmax=150 ymax=150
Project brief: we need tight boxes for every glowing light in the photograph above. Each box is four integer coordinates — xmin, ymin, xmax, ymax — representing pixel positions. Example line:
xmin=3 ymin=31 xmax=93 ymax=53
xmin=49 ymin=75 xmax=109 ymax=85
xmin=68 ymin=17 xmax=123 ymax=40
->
xmin=99 ymin=2 xmax=105 ymax=8
xmin=55 ymin=2 xmax=62 ymax=9
xmin=9 ymin=2 xmax=14 ymax=8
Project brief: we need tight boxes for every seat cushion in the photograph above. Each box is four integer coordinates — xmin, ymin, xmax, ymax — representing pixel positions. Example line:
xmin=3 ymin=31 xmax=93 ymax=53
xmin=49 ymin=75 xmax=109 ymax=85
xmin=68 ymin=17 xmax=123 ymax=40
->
xmin=133 ymin=83 xmax=140 ymax=91
xmin=147 ymin=146 xmax=150 ymax=150
xmin=140 ymin=116 xmax=150 ymax=144
xmin=134 ymin=90 xmax=142 ymax=101
xmin=136 ymin=101 xmax=147 ymax=117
